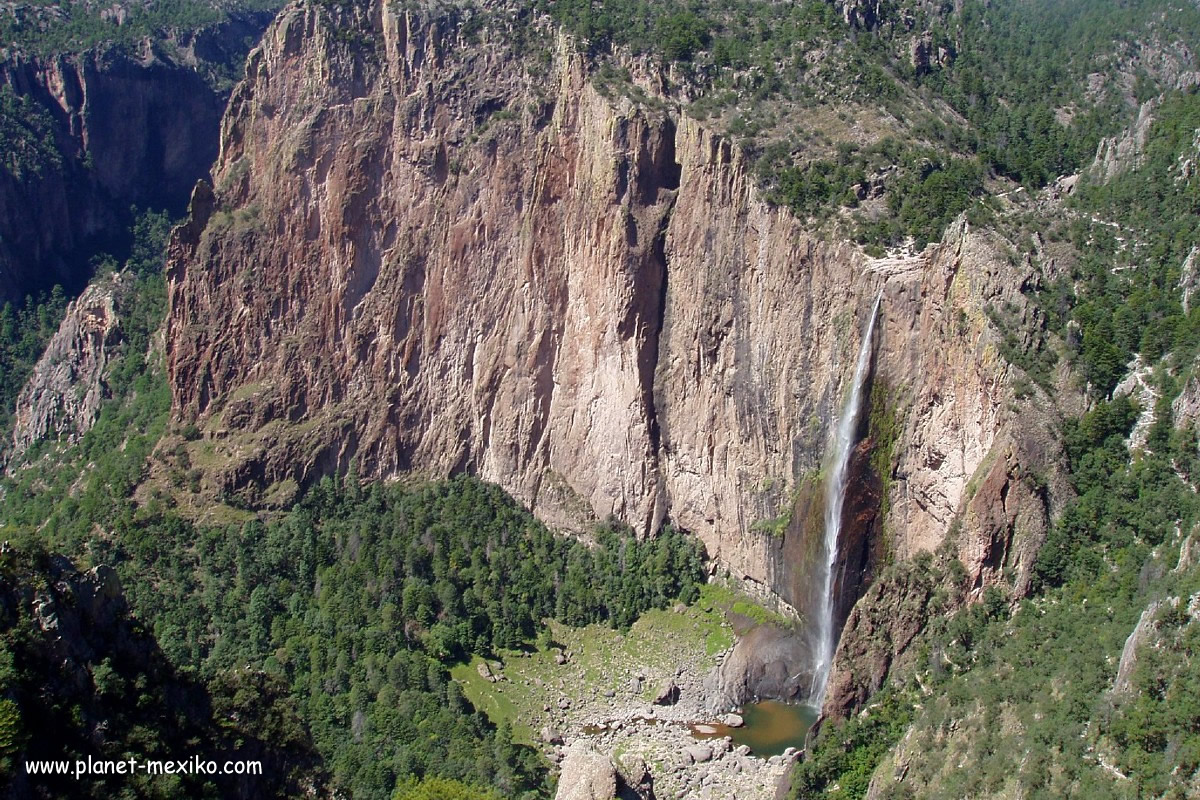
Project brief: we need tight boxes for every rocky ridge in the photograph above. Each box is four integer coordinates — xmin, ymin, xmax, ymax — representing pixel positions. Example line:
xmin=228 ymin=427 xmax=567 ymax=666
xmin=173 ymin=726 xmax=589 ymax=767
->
xmin=7 ymin=274 xmax=122 ymax=465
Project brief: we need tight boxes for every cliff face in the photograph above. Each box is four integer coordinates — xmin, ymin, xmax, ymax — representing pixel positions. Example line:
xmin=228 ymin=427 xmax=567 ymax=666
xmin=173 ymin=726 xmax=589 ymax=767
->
xmin=0 ymin=14 xmax=272 ymax=303
xmin=166 ymin=0 xmax=1066 ymax=708
xmin=7 ymin=275 xmax=122 ymax=465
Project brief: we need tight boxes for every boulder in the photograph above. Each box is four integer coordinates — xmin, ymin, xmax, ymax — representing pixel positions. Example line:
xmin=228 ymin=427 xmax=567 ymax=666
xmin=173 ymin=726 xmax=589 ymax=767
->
xmin=684 ymin=744 xmax=712 ymax=764
xmin=653 ymin=678 xmax=680 ymax=705
xmin=615 ymin=753 xmax=653 ymax=797
xmin=554 ymin=742 xmax=618 ymax=800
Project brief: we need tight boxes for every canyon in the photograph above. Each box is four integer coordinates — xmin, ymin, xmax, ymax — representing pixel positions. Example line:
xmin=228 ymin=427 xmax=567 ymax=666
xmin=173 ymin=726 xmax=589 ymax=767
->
xmin=163 ymin=0 xmax=1068 ymax=718
xmin=0 ymin=11 xmax=273 ymax=303
xmin=5 ymin=1 xmax=1200 ymax=798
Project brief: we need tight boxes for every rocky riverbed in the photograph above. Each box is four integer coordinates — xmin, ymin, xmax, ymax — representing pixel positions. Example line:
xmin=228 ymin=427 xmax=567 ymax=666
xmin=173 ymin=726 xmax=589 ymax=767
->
xmin=454 ymin=591 xmax=800 ymax=800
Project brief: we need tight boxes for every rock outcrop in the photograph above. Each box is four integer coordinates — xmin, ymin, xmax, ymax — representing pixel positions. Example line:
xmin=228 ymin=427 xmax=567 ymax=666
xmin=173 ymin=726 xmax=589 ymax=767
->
xmin=703 ymin=624 xmax=808 ymax=713
xmin=0 ymin=549 xmax=327 ymax=799
xmin=164 ymin=0 xmax=1069 ymax=717
xmin=820 ymin=559 xmax=939 ymax=720
xmin=1112 ymin=600 xmax=1166 ymax=695
xmin=554 ymin=741 xmax=622 ymax=800
xmin=8 ymin=275 xmax=123 ymax=465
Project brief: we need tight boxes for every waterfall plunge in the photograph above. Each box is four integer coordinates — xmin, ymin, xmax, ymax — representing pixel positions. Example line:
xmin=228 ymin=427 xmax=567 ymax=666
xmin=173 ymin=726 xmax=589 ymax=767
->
xmin=809 ymin=290 xmax=882 ymax=708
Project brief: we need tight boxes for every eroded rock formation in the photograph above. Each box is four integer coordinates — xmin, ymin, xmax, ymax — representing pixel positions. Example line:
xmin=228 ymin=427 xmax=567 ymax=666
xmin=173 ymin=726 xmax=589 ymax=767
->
xmin=8 ymin=275 xmax=122 ymax=465
xmin=164 ymin=0 xmax=1069 ymax=716
xmin=0 ymin=13 xmax=273 ymax=302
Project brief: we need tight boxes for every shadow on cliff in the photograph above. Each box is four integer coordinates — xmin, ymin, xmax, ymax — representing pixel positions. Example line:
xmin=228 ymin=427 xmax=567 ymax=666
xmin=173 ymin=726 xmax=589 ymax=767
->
xmin=0 ymin=547 xmax=326 ymax=799
xmin=0 ymin=12 xmax=275 ymax=304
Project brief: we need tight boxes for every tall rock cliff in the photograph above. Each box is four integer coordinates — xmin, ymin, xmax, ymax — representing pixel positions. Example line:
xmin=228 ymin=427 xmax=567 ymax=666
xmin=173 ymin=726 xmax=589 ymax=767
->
xmin=165 ymin=0 xmax=1068 ymax=710
xmin=0 ymin=13 xmax=273 ymax=303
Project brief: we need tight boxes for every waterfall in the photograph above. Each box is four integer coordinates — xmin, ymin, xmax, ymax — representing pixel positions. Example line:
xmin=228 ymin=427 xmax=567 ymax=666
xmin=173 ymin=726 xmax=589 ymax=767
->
xmin=809 ymin=290 xmax=882 ymax=708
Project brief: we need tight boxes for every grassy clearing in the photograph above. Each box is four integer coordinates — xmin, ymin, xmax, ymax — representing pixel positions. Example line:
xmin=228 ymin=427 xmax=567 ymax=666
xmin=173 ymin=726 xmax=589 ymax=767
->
xmin=452 ymin=589 xmax=741 ymax=738
xmin=698 ymin=582 xmax=794 ymax=630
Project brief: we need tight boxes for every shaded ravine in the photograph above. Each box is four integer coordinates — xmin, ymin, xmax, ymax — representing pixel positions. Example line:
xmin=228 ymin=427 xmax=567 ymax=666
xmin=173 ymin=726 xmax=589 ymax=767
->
xmin=0 ymin=12 xmax=275 ymax=304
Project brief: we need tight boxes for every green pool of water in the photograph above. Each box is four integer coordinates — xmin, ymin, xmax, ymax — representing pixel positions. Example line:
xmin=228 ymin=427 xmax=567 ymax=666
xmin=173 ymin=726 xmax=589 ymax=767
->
xmin=692 ymin=700 xmax=817 ymax=757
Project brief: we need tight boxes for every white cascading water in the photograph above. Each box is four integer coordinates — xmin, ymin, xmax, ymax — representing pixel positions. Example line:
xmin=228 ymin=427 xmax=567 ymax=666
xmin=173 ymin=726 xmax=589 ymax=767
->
xmin=809 ymin=289 xmax=883 ymax=708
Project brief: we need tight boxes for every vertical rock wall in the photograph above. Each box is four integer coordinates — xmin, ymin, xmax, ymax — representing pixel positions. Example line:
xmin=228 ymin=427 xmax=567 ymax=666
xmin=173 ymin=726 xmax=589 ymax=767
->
xmin=164 ymin=0 xmax=1071 ymax=713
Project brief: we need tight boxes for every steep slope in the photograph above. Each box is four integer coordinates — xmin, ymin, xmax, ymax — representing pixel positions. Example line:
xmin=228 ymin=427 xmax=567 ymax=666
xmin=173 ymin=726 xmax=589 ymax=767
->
xmin=0 ymin=11 xmax=274 ymax=303
xmin=0 ymin=547 xmax=324 ymax=799
xmin=7 ymin=275 xmax=122 ymax=463
xmin=166 ymin=0 xmax=1062 ymax=656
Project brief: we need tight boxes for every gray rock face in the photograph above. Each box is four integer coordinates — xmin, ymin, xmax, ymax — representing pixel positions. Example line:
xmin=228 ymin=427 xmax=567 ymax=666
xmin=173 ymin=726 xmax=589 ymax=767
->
xmin=1091 ymin=100 xmax=1157 ymax=182
xmin=703 ymin=625 xmax=807 ymax=713
xmin=1180 ymin=246 xmax=1199 ymax=314
xmin=8 ymin=276 xmax=122 ymax=467
xmin=1173 ymin=364 xmax=1200 ymax=434
xmin=554 ymin=741 xmax=619 ymax=800
xmin=1113 ymin=600 xmax=1167 ymax=694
